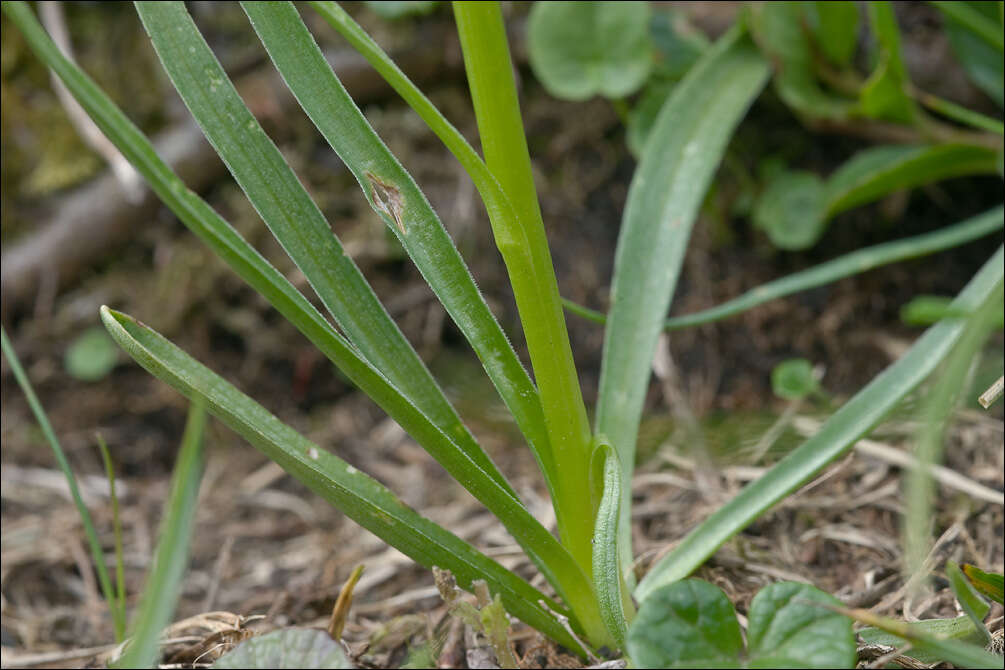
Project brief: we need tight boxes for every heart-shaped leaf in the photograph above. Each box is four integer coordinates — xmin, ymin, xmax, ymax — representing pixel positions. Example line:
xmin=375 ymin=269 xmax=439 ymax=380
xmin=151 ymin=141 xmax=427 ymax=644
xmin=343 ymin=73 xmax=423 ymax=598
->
xmin=212 ymin=629 xmax=351 ymax=669
xmin=745 ymin=582 xmax=855 ymax=668
xmin=627 ymin=580 xmax=743 ymax=668
xmin=528 ymin=1 xmax=652 ymax=101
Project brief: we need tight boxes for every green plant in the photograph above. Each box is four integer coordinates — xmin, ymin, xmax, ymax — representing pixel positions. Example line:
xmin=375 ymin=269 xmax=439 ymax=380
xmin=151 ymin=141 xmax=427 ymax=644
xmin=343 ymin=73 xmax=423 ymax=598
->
xmin=5 ymin=1 xmax=1003 ymax=665
xmin=531 ymin=1 xmax=1003 ymax=251
xmin=2 ymin=327 xmax=208 ymax=666
xmin=626 ymin=580 xmax=856 ymax=668
xmin=1 ymin=327 xmax=127 ymax=640
xmin=211 ymin=628 xmax=352 ymax=669
xmin=846 ymin=560 xmax=1001 ymax=667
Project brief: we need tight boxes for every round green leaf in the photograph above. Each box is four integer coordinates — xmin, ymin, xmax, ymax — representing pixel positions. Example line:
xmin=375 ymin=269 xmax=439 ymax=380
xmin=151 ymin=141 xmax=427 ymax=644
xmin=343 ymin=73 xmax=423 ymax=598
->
xmin=528 ymin=1 xmax=652 ymax=101
xmin=746 ymin=582 xmax=856 ymax=668
xmin=771 ymin=359 xmax=818 ymax=400
xmin=212 ymin=629 xmax=352 ymax=669
xmin=627 ymin=580 xmax=743 ymax=668
xmin=64 ymin=326 xmax=118 ymax=382
xmin=753 ymin=170 xmax=827 ymax=250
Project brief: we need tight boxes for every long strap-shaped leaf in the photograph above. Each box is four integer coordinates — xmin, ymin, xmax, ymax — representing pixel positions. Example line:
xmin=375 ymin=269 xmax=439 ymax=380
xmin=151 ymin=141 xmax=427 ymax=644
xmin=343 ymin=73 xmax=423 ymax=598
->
xmin=563 ymin=206 xmax=1004 ymax=331
xmin=452 ymin=0 xmax=596 ymax=574
xmin=595 ymin=26 xmax=770 ymax=582
xmin=117 ymin=402 xmax=206 ymax=669
xmin=99 ymin=307 xmax=581 ymax=653
xmin=635 ymin=246 xmax=1005 ymax=602
xmin=1 ymin=0 xmax=592 ymax=627
xmin=238 ymin=0 xmax=555 ymax=510
xmin=132 ymin=1 xmax=514 ymax=502
xmin=307 ymin=0 xmax=589 ymax=591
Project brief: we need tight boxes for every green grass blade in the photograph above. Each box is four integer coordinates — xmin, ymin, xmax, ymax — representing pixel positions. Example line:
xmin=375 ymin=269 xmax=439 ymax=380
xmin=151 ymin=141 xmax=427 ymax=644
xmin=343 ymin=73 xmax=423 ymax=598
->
xmin=453 ymin=0 xmax=597 ymax=576
xmin=634 ymin=246 xmax=1005 ymax=602
xmin=239 ymin=0 xmax=553 ymax=515
xmin=904 ymin=277 xmax=1004 ymax=580
xmin=946 ymin=561 xmax=992 ymax=646
xmin=564 ymin=206 xmax=1004 ymax=331
xmin=825 ymin=144 xmax=1000 ymax=216
xmin=962 ymin=564 xmax=1005 ymax=605
xmin=115 ymin=401 xmax=207 ymax=669
xmin=96 ymin=434 xmax=127 ymax=631
xmin=305 ymin=0 xmax=563 ymax=500
xmin=916 ymin=91 xmax=1005 ymax=134
xmin=595 ymin=25 xmax=770 ymax=584
xmin=98 ymin=306 xmax=584 ymax=654
xmin=137 ymin=1 xmax=594 ymax=620
xmin=2 ymin=0 xmax=592 ymax=628
xmin=0 ymin=327 xmax=126 ymax=641
xmin=832 ymin=605 xmax=1002 ymax=669
xmin=928 ymin=0 xmax=1004 ymax=51
xmin=133 ymin=1 xmax=513 ymax=502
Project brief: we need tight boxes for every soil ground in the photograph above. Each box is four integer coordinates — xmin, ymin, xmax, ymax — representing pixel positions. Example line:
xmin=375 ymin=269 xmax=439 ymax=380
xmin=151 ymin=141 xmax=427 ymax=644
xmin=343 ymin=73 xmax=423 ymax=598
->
xmin=1 ymin=3 xmax=1003 ymax=668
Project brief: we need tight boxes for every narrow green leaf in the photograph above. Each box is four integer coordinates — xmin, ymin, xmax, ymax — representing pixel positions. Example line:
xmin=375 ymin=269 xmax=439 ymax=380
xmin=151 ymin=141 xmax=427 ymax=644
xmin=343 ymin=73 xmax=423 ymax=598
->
xmin=963 ymin=564 xmax=1005 ymax=605
xmin=746 ymin=582 xmax=856 ymax=668
xmin=930 ymin=0 xmax=1005 ymax=51
xmin=590 ymin=440 xmax=633 ymax=650
xmin=850 ymin=607 xmax=1001 ymax=668
xmin=302 ymin=1 xmax=574 ymax=559
xmin=99 ymin=307 xmax=583 ymax=653
xmin=239 ymin=0 xmax=552 ymax=514
xmin=899 ymin=295 xmax=972 ymax=326
xmin=825 ymin=144 xmax=999 ymax=215
xmin=859 ymin=615 xmax=991 ymax=661
xmin=807 ymin=1 xmax=860 ymax=67
xmin=95 ymin=434 xmax=127 ymax=632
xmin=627 ymin=580 xmax=743 ymax=669
xmin=454 ymin=0 xmax=598 ymax=594
xmin=237 ymin=0 xmax=599 ymax=627
xmin=0 ymin=327 xmax=126 ymax=640
xmin=305 ymin=0 xmax=555 ymax=478
xmin=916 ymin=91 xmax=1005 ymax=134
xmin=2 ymin=2 xmax=591 ymax=644
xmin=946 ymin=560 xmax=992 ymax=645
xmin=116 ymin=401 xmax=207 ymax=669
xmin=626 ymin=11 xmax=709 ymax=156
xmin=860 ymin=2 xmax=917 ymax=123
xmin=596 ymin=25 xmax=769 ymax=587
xmin=563 ymin=207 xmax=1004 ymax=331
xmin=634 ymin=246 xmax=1004 ymax=602
xmin=626 ymin=78 xmax=676 ymax=158
xmin=133 ymin=1 xmax=515 ymax=505
xmin=935 ymin=1 xmax=1004 ymax=107
xmin=527 ymin=1 xmax=652 ymax=101
xmin=904 ymin=278 xmax=1003 ymax=580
